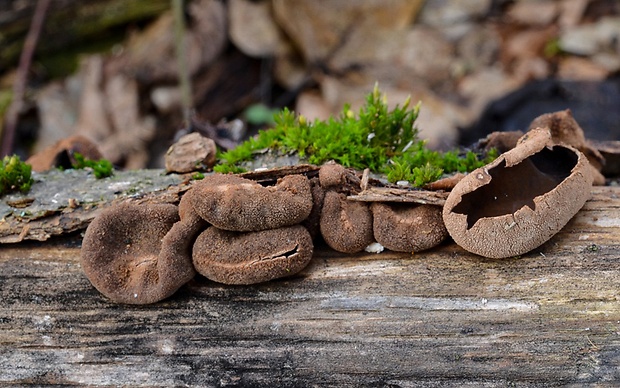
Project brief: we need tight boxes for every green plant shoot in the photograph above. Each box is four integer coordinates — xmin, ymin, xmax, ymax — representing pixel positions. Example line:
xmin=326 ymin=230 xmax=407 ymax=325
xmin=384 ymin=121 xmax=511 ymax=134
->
xmin=0 ymin=155 xmax=34 ymax=195
xmin=72 ymin=152 xmax=114 ymax=179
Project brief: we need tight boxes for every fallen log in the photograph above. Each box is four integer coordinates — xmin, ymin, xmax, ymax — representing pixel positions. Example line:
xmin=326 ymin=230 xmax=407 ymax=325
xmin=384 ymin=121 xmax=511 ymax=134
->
xmin=0 ymin=186 xmax=619 ymax=386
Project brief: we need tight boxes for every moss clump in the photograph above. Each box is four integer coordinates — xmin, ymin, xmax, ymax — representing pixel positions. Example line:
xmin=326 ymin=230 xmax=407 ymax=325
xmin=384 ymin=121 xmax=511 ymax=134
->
xmin=216 ymin=84 xmax=418 ymax=172
xmin=72 ymin=152 xmax=114 ymax=179
xmin=192 ymin=172 xmax=205 ymax=180
xmin=215 ymin=84 xmax=497 ymax=187
xmin=0 ymin=155 xmax=34 ymax=196
xmin=386 ymin=144 xmax=499 ymax=186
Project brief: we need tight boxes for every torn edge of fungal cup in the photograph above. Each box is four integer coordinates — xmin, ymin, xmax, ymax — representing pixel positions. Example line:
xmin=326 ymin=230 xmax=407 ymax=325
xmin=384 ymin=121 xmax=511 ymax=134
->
xmin=442 ymin=127 xmax=593 ymax=259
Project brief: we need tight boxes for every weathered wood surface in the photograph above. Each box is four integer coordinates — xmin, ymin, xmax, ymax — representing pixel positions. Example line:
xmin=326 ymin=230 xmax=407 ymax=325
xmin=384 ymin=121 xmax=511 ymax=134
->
xmin=1 ymin=186 xmax=620 ymax=387
xmin=0 ymin=169 xmax=188 ymax=243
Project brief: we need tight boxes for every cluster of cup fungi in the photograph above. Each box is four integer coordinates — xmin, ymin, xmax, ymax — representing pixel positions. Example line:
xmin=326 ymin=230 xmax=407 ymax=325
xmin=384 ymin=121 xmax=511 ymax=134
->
xmin=81 ymin=110 xmax=598 ymax=304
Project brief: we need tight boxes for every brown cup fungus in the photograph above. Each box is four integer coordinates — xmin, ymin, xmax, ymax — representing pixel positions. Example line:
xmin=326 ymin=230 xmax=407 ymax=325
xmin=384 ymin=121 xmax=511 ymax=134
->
xmin=371 ymin=203 xmax=447 ymax=253
xmin=81 ymin=203 xmax=198 ymax=304
xmin=529 ymin=109 xmax=605 ymax=185
xmin=184 ymin=173 xmax=313 ymax=232
xmin=301 ymin=177 xmax=326 ymax=240
xmin=192 ymin=225 xmax=314 ymax=285
xmin=443 ymin=128 xmax=593 ymax=259
xmin=318 ymin=162 xmax=347 ymax=188
xmin=320 ymin=191 xmax=374 ymax=253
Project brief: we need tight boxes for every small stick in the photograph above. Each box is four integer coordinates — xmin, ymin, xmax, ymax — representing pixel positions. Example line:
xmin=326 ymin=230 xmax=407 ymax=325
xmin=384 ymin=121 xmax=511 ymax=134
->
xmin=349 ymin=186 xmax=448 ymax=206
xmin=360 ymin=168 xmax=370 ymax=191
xmin=172 ymin=0 xmax=193 ymax=125
xmin=1 ymin=0 xmax=51 ymax=157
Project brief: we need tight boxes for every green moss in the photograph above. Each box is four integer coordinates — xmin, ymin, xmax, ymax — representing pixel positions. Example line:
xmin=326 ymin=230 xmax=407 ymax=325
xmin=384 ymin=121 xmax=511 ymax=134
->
xmin=544 ymin=37 xmax=563 ymax=58
xmin=386 ymin=145 xmax=499 ymax=187
xmin=72 ymin=152 xmax=114 ymax=179
xmin=0 ymin=155 xmax=34 ymax=196
xmin=191 ymin=172 xmax=205 ymax=180
xmin=386 ymin=161 xmax=444 ymax=187
xmin=215 ymin=84 xmax=498 ymax=187
xmin=216 ymin=84 xmax=419 ymax=173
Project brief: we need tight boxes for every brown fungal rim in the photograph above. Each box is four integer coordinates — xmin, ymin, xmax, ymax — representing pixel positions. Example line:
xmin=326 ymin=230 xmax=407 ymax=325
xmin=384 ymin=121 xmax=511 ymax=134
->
xmin=442 ymin=127 xmax=594 ymax=258
xmin=451 ymin=144 xmax=579 ymax=230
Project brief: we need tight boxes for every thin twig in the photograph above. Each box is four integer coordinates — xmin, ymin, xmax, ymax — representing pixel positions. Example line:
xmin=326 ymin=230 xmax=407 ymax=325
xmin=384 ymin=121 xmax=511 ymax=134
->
xmin=1 ymin=0 xmax=51 ymax=157
xmin=172 ymin=0 xmax=193 ymax=125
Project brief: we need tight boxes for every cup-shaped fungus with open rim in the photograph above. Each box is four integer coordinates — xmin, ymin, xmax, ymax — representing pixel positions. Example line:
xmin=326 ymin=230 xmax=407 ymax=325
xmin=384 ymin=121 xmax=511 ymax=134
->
xmin=372 ymin=202 xmax=447 ymax=253
xmin=442 ymin=128 xmax=593 ymax=259
xmin=192 ymin=225 xmax=314 ymax=285
xmin=81 ymin=202 xmax=200 ymax=304
xmin=184 ymin=173 xmax=313 ymax=232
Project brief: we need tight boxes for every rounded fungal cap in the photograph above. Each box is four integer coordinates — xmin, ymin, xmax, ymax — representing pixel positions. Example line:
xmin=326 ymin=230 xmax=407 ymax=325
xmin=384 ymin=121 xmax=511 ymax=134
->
xmin=319 ymin=162 xmax=347 ymax=188
xmin=192 ymin=225 xmax=314 ymax=285
xmin=371 ymin=202 xmax=447 ymax=253
xmin=320 ymin=191 xmax=374 ymax=253
xmin=81 ymin=202 xmax=198 ymax=304
xmin=186 ymin=173 xmax=313 ymax=232
xmin=443 ymin=128 xmax=593 ymax=258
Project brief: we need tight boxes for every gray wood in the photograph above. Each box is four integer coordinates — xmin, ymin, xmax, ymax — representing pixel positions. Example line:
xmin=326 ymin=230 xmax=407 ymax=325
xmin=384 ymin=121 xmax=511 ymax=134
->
xmin=1 ymin=186 xmax=620 ymax=387
xmin=0 ymin=169 xmax=187 ymax=243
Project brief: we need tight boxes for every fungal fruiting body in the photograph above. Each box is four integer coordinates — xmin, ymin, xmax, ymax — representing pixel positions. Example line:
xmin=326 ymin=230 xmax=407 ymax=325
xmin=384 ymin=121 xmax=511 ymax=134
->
xmin=442 ymin=128 xmax=593 ymax=259
xmin=80 ymin=203 xmax=198 ymax=304
xmin=180 ymin=173 xmax=316 ymax=284
xmin=320 ymin=191 xmax=374 ymax=253
xmin=184 ymin=173 xmax=313 ymax=232
xmin=528 ymin=109 xmax=605 ymax=185
xmin=301 ymin=177 xmax=325 ymax=239
xmin=192 ymin=225 xmax=314 ymax=285
xmin=371 ymin=202 xmax=447 ymax=253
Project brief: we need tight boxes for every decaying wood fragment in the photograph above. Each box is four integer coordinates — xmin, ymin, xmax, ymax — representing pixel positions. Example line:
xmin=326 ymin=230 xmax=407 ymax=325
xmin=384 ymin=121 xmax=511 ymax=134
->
xmin=348 ymin=186 xmax=448 ymax=206
xmin=0 ymin=169 xmax=189 ymax=244
xmin=239 ymin=164 xmax=320 ymax=184
xmin=2 ymin=186 xmax=620 ymax=386
xmin=423 ymin=173 xmax=465 ymax=191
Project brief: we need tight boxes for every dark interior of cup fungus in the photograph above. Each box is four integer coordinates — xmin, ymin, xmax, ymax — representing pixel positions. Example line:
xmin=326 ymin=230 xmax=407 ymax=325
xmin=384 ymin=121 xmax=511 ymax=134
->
xmin=451 ymin=145 xmax=578 ymax=229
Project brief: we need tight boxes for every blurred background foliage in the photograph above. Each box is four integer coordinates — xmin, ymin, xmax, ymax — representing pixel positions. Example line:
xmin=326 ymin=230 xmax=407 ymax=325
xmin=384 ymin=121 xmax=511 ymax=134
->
xmin=0 ymin=0 xmax=619 ymax=168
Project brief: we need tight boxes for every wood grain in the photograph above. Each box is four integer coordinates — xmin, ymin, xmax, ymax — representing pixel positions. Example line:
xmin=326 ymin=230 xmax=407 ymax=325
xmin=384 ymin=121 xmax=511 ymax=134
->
xmin=1 ymin=186 xmax=620 ymax=386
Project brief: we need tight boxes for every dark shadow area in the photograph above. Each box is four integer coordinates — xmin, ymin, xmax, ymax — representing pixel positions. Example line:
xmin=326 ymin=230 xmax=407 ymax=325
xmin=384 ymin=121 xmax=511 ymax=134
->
xmin=461 ymin=78 xmax=620 ymax=146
